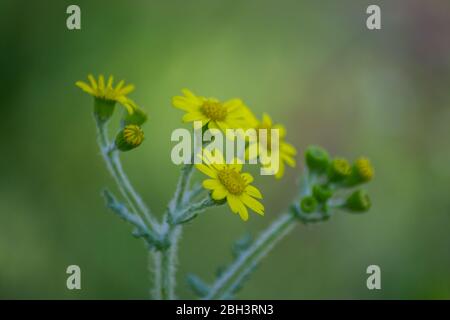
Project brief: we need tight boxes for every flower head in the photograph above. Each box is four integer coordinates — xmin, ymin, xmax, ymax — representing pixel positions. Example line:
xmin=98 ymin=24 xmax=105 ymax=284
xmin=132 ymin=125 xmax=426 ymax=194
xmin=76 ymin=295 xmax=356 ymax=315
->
xmin=195 ymin=149 xmax=264 ymax=221
xmin=250 ymin=113 xmax=297 ymax=179
xmin=115 ymin=125 xmax=144 ymax=151
xmin=76 ymin=74 xmax=139 ymax=114
xmin=345 ymin=189 xmax=371 ymax=212
xmin=328 ymin=157 xmax=351 ymax=182
xmin=354 ymin=157 xmax=374 ymax=182
xmin=305 ymin=145 xmax=330 ymax=173
xmin=172 ymin=89 xmax=257 ymax=131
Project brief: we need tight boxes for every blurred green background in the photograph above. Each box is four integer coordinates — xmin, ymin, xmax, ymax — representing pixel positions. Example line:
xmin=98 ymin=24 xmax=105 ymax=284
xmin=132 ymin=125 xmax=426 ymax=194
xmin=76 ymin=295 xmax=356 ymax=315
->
xmin=1 ymin=0 xmax=449 ymax=299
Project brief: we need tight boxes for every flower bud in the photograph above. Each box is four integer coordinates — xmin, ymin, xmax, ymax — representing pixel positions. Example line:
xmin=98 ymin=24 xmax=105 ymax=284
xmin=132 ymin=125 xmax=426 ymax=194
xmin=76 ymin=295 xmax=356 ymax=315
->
xmin=305 ymin=145 xmax=330 ymax=174
xmin=115 ymin=125 xmax=144 ymax=151
xmin=94 ymin=98 xmax=116 ymax=123
xmin=300 ymin=196 xmax=318 ymax=214
xmin=345 ymin=189 xmax=371 ymax=212
xmin=123 ymin=106 xmax=147 ymax=126
xmin=328 ymin=157 xmax=351 ymax=182
xmin=354 ymin=157 xmax=374 ymax=182
xmin=312 ymin=184 xmax=333 ymax=203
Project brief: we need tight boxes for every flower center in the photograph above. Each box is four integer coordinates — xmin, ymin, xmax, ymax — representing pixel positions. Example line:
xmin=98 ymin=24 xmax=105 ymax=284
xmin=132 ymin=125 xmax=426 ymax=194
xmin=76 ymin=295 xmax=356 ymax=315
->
xmin=218 ymin=168 xmax=246 ymax=195
xmin=201 ymin=101 xmax=227 ymax=121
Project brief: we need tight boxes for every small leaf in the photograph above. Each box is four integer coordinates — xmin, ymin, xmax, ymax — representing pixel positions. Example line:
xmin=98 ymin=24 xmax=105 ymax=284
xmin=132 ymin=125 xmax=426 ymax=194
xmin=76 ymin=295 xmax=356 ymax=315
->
xmin=232 ymin=233 xmax=252 ymax=258
xmin=186 ymin=274 xmax=209 ymax=297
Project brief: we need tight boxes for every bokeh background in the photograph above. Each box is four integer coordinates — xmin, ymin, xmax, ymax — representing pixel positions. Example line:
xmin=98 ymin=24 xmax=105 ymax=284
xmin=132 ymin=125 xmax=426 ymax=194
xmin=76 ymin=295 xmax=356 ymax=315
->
xmin=1 ymin=0 xmax=449 ymax=299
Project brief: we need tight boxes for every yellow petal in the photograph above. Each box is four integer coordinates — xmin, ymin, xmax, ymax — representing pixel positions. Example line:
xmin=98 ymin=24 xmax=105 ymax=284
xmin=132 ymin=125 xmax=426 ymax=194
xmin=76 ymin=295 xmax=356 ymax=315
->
xmin=282 ymin=153 xmax=296 ymax=168
xmin=88 ymin=74 xmax=97 ymax=90
xmin=275 ymin=161 xmax=285 ymax=179
xmin=241 ymin=172 xmax=253 ymax=184
xmin=227 ymin=195 xmax=240 ymax=214
xmin=107 ymin=75 xmax=114 ymax=88
xmin=195 ymin=163 xmax=217 ymax=178
xmin=115 ymin=80 xmax=125 ymax=91
xmin=182 ymin=112 xmax=206 ymax=122
xmin=273 ymin=124 xmax=286 ymax=138
xmin=212 ymin=186 xmax=228 ymax=200
xmin=119 ymin=84 xmax=135 ymax=96
xmin=240 ymin=193 xmax=264 ymax=215
xmin=262 ymin=113 xmax=273 ymax=127
xmin=172 ymin=96 xmax=199 ymax=112
xmin=281 ymin=142 xmax=297 ymax=156
xmin=245 ymin=185 xmax=262 ymax=199
xmin=223 ymin=99 xmax=243 ymax=112
xmin=202 ymin=179 xmax=221 ymax=190
xmin=117 ymin=97 xmax=135 ymax=114
xmin=236 ymin=199 xmax=249 ymax=221
xmin=75 ymin=81 xmax=95 ymax=95
xmin=98 ymin=75 xmax=105 ymax=91
xmin=227 ymin=194 xmax=248 ymax=221
xmin=181 ymin=89 xmax=200 ymax=102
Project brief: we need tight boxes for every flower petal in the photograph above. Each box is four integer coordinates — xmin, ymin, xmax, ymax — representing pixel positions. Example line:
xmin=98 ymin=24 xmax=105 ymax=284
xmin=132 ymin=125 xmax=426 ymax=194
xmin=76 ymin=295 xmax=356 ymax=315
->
xmin=236 ymin=199 xmax=249 ymax=221
xmin=282 ymin=153 xmax=296 ymax=168
xmin=195 ymin=163 xmax=217 ymax=178
xmin=88 ymin=74 xmax=97 ymax=90
xmin=202 ymin=179 xmax=221 ymax=190
xmin=281 ymin=142 xmax=297 ymax=156
xmin=107 ymin=75 xmax=114 ymax=88
xmin=262 ymin=113 xmax=273 ymax=127
xmin=75 ymin=81 xmax=95 ymax=95
xmin=245 ymin=185 xmax=263 ymax=199
xmin=273 ymin=124 xmax=286 ymax=138
xmin=241 ymin=172 xmax=253 ymax=184
xmin=182 ymin=112 xmax=206 ymax=122
xmin=212 ymin=186 xmax=228 ymax=200
xmin=172 ymin=96 xmax=199 ymax=112
xmin=240 ymin=193 xmax=264 ymax=215
xmin=98 ymin=75 xmax=105 ymax=91
xmin=119 ymin=84 xmax=135 ymax=96
xmin=275 ymin=160 xmax=285 ymax=179
xmin=227 ymin=195 xmax=248 ymax=221
xmin=227 ymin=194 xmax=240 ymax=214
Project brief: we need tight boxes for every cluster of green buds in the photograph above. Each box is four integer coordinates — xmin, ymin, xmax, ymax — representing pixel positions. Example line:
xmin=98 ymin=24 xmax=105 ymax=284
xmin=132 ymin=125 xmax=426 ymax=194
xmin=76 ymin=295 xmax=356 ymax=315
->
xmin=298 ymin=145 xmax=374 ymax=218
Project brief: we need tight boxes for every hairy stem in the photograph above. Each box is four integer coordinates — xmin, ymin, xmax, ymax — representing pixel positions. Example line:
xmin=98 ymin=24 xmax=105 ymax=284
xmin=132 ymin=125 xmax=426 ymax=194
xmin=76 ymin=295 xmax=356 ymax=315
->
xmin=96 ymin=118 xmax=159 ymax=232
xmin=204 ymin=212 xmax=297 ymax=300
xmin=155 ymin=163 xmax=195 ymax=299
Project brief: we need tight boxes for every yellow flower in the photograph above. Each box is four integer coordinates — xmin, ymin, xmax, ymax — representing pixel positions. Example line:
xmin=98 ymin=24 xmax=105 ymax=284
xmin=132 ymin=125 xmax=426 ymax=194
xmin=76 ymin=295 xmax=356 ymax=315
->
xmin=172 ymin=89 xmax=257 ymax=131
xmin=195 ymin=149 xmax=264 ymax=221
xmin=249 ymin=113 xmax=297 ymax=179
xmin=76 ymin=74 xmax=137 ymax=114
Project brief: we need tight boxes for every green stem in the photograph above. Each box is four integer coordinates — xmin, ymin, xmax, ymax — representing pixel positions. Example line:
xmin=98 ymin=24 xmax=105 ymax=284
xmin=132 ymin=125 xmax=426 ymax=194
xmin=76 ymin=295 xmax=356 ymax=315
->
xmin=96 ymin=118 xmax=159 ymax=232
xmin=155 ymin=163 xmax=195 ymax=299
xmin=204 ymin=212 xmax=297 ymax=300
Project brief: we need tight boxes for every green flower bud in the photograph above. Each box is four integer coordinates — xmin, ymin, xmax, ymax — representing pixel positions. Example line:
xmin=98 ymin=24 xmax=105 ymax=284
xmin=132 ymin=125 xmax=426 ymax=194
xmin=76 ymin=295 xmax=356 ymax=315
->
xmin=328 ymin=157 xmax=352 ymax=182
xmin=300 ymin=196 xmax=318 ymax=214
xmin=94 ymin=98 xmax=116 ymax=123
xmin=354 ymin=157 xmax=374 ymax=182
xmin=345 ymin=189 xmax=371 ymax=212
xmin=312 ymin=184 xmax=333 ymax=203
xmin=115 ymin=125 xmax=144 ymax=151
xmin=305 ymin=145 xmax=330 ymax=173
xmin=123 ymin=106 xmax=147 ymax=126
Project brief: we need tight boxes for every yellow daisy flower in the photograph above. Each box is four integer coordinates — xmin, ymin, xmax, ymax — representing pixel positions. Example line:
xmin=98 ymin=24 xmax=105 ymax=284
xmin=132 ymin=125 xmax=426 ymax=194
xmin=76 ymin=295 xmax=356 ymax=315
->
xmin=249 ymin=113 xmax=297 ymax=179
xmin=195 ymin=149 xmax=264 ymax=221
xmin=76 ymin=74 xmax=137 ymax=114
xmin=172 ymin=89 xmax=257 ymax=131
